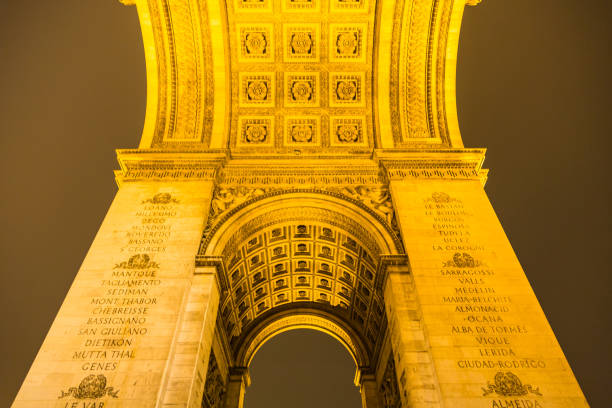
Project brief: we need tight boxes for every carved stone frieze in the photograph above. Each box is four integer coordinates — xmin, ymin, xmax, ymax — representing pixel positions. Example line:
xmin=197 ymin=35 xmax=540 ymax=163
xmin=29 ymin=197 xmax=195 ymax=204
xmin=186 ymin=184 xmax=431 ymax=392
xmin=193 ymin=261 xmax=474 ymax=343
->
xmin=210 ymin=186 xmax=272 ymax=221
xmin=217 ymin=164 xmax=384 ymax=186
xmin=200 ymin=190 xmax=403 ymax=256
xmin=201 ymin=185 xmax=403 ymax=253
xmin=329 ymin=185 xmax=394 ymax=225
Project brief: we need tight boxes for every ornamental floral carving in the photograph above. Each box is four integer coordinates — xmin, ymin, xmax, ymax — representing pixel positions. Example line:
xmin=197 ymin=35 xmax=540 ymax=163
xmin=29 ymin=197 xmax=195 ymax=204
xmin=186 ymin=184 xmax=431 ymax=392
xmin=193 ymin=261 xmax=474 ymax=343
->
xmin=336 ymin=32 xmax=358 ymax=55
xmin=337 ymin=124 xmax=359 ymax=142
xmin=245 ymin=124 xmax=268 ymax=143
xmin=291 ymin=81 xmax=313 ymax=102
xmin=336 ymin=80 xmax=357 ymax=101
xmin=245 ymin=32 xmax=267 ymax=55
xmin=59 ymin=374 xmax=119 ymax=399
xmin=290 ymin=124 xmax=313 ymax=142
xmin=482 ymin=372 xmax=542 ymax=397
xmin=247 ymin=80 xmax=269 ymax=101
xmin=290 ymin=32 xmax=313 ymax=55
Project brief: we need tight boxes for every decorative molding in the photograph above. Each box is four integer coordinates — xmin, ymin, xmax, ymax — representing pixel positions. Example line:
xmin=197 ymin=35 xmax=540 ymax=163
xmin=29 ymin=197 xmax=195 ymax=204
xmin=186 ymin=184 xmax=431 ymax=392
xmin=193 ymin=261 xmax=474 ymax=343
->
xmin=114 ymin=150 xmax=225 ymax=184
xmin=377 ymin=150 xmax=488 ymax=183
xmin=388 ymin=0 xmax=475 ymax=147
xmin=217 ymin=164 xmax=385 ymax=186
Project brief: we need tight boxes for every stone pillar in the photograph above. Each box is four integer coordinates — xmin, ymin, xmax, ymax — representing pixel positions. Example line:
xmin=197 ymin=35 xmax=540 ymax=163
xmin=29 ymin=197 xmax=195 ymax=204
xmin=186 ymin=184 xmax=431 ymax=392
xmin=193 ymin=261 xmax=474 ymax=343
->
xmin=160 ymin=267 xmax=220 ymax=407
xmin=223 ymin=368 xmax=249 ymax=408
xmin=385 ymin=267 xmax=442 ymax=408
xmin=388 ymin=178 xmax=588 ymax=407
xmin=12 ymin=180 xmax=215 ymax=407
xmin=360 ymin=374 xmax=382 ymax=408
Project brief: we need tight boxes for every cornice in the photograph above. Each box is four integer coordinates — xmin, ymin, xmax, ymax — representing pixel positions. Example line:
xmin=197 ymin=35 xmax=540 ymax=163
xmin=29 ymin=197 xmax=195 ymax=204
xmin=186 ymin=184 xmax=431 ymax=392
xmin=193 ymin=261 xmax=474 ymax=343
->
xmin=374 ymin=148 xmax=488 ymax=184
xmin=114 ymin=148 xmax=489 ymax=185
xmin=115 ymin=149 xmax=228 ymax=185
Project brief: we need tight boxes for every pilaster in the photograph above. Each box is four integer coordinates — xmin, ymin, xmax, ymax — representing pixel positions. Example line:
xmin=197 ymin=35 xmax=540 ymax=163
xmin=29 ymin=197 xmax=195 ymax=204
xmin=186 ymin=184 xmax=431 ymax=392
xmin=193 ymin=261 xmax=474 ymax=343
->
xmin=386 ymin=174 xmax=588 ymax=407
xmin=13 ymin=166 xmax=217 ymax=407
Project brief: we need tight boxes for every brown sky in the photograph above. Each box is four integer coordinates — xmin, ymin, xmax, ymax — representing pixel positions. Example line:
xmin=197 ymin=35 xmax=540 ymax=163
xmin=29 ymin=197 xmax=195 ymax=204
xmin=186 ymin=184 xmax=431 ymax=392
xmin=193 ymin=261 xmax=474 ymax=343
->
xmin=0 ymin=1 xmax=610 ymax=407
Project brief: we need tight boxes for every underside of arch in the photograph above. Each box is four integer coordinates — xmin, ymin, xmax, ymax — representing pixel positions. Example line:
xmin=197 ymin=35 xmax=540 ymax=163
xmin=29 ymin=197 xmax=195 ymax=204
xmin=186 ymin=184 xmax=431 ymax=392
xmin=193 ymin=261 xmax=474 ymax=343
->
xmin=127 ymin=0 xmax=477 ymax=151
xmin=198 ymin=191 xmax=399 ymax=372
xmin=234 ymin=307 xmax=371 ymax=382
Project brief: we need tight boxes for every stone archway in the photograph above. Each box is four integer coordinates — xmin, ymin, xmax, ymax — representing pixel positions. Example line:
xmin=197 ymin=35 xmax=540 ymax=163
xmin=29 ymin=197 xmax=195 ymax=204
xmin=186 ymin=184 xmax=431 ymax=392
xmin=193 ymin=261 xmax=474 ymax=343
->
xmin=197 ymin=191 xmax=405 ymax=408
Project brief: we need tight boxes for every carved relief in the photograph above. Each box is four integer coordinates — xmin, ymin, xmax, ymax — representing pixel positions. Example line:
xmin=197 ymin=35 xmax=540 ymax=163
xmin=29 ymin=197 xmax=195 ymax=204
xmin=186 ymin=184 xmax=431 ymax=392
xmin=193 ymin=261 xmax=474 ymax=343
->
xmin=228 ymin=0 xmax=373 ymax=150
xmin=59 ymin=375 xmax=119 ymax=399
xmin=114 ymin=254 xmax=160 ymax=269
xmin=142 ymin=193 xmax=179 ymax=204
xmin=201 ymin=353 xmax=226 ymax=408
xmin=285 ymin=73 xmax=319 ymax=107
xmin=482 ymin=372 xmax=542 ymax=397
xmin=217 ymin=165 xmax=384 ymax=186
xmin=237 ymin=116 xmax=275 ymax=147
xmin=379 ymin=357 xmax=401 ymax=408
xmin=210 ymin=187 xmax=270 ymax=221
xmin=330 ymin=24 xmax=366 ymax=62
xmin=330 ymin=72 xmax=365 ymax=107
xmin=285 ymin=116 xmax=319 ymax=145
xmin=334 ymin=186 xmax=394 ymax=225
xmin=442 ymin=252 xmax=483 ymax=268
xmin=329 ymin=116 xmax=366 ymax=146
xmin=238 ymin=24 xmax=274 ymax=62
xmin=239 ymin=73 xmax=275 ymax=107
xmin=284 ymin=24 xmax=320 ymax=62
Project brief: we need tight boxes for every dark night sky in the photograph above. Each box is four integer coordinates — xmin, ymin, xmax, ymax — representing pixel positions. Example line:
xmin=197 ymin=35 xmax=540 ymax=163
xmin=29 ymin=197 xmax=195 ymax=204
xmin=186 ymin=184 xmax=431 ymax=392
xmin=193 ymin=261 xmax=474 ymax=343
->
xmin=0 ymin=1 xmax=610 ymax=407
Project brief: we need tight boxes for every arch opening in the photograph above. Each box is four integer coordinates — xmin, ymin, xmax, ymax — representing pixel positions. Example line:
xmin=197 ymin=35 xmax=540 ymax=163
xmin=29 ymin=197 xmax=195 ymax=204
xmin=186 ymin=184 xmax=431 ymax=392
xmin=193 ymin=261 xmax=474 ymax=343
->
xmin=244 ymin=329 xmax=362 ymax=408
xmin=200 ymin=192 xmax=401 ymax=407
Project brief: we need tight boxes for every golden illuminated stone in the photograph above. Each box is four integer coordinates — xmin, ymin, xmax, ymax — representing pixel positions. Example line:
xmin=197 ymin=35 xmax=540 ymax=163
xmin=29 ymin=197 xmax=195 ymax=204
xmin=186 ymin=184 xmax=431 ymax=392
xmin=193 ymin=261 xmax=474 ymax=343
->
xmin=12 ymin=0 xmax=589 ymax=407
